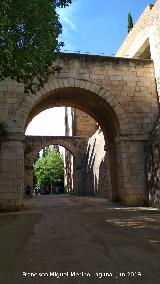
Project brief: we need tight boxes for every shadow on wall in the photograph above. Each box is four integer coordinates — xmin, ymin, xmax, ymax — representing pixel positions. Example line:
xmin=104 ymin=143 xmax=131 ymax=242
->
xmin=64 ymin=150 xmax=74 ymax=194
xmin=146 ymin=145 xmax=160 ymax=208
xmin=84 ymin=135 xmax=109 ymax=197
xmin=146 ymin=117 xmax=160 ymax=209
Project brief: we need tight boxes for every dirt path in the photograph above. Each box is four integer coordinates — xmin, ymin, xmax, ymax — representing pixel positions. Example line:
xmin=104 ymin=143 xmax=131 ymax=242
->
xmin=0 ymin=195 xmax=160 ymax=284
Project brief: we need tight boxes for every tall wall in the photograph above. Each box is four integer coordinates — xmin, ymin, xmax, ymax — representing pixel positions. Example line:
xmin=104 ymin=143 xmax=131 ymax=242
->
xmin=116 ymin=0 xmax=160 ymax=208
xmin=117 ymin=0 xmax=160 ymax=102
xmin=65 ymin=107 xmax=98 ymax=137
xmin=64 ymin=107 xmax=98 ymax=194
xmin=146 ymin=116 xmax=160 ymax=208
xmin=85 ymin=130 xmax=111 ymax=197
xmin=65 ymin=107 xmax=75 ymax=136
xmin=74 ymin=109 xmax=98 ymax=137
xmin=64 ymin=149 xmax=74 ymax=194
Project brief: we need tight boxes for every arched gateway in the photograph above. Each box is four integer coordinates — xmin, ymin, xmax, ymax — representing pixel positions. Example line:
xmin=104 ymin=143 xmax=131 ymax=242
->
xmin=0 ymin=53 xmax=158 ymax=210
xmin=25 ymin=135 xmax=88 ymax=195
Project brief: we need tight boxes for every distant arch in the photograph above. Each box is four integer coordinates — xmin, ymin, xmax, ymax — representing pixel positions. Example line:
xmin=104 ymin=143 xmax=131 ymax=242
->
xmin=25 ymin=135 xmax=87 ymax=163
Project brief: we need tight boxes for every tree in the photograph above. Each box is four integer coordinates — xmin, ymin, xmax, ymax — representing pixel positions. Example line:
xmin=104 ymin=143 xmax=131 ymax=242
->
xmin=34 ymin=148 xmax=64 ymax=190
xmin=0 ymin=0 xmax=72 ymax=93
xmin=128 ymin=12 xmax=133 ymax=33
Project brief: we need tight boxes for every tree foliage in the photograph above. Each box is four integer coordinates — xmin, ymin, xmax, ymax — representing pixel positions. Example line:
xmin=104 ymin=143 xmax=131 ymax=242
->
xmin=0 ymin=0 xmax=72 ymax=93
xmin=34 ymin=147 xmax=64 ymax=189
xmin=128 ymin=12 xmax=133 ymax=33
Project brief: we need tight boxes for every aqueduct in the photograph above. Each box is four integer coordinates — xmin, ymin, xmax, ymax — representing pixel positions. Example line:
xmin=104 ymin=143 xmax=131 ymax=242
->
xmin=25 ymin=135 xmax=87 ymax=195
xmin=1 ymin=0 xmax=160 ymax=210
xmin=0 ymin=53 xmax=158 ymax=210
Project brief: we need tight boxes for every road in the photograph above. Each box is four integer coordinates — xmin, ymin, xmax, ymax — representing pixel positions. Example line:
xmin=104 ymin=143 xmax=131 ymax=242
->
xmin=0 ymin=195 xmax=160 ymax=284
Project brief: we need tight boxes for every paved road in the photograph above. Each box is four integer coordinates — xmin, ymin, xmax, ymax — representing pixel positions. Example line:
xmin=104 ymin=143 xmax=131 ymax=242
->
xmin=0 ymin=195 xmax=160 ymax=284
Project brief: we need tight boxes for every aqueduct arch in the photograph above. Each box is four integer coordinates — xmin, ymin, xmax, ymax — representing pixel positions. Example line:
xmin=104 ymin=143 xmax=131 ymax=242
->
xmin=25 ymin=135 xmax=88 ymax=195
xmin=23 ymin=84 xmax=126 ymax=202
xmin=0 ymin=53 xmax=158 ymax=210
xmin=14 ymin=80 xmax=130 ymax=204
xmin=13 ymin=78 xmax=129 ymax=138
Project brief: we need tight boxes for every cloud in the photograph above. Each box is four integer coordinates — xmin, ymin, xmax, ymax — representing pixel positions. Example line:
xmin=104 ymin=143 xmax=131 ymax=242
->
xmin=57 ymin=0 xmax=83 ymax=51
xmin=62 ymin=16 xmax=78 ymax=32
xmin=58 ymin=5 xmax=78 ymax=32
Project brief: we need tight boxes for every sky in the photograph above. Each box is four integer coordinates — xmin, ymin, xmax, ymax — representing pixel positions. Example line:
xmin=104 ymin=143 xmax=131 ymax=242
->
xmin=26 ymin=0 xmax=156 ymax=136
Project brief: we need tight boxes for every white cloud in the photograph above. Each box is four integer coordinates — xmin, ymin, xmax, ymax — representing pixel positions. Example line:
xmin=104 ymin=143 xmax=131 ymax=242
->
xmin=57 ymin=0 xmax=83 ymax=51
xmin=62 ymin=16 xmax=78 ymax=32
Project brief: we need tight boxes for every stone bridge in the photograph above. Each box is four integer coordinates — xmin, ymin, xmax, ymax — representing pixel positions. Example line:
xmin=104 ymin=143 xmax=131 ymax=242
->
xmin=0 ymin=52 xmax=159 ymax=210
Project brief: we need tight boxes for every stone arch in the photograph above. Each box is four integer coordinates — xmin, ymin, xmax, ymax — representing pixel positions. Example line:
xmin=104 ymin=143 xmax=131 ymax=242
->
xmin=12 ymin=78 xmax=129 ymax=138
xmin=25 ymin=136 xmax=88 ymax=196
xmin=11 ymin=78 xmax=129 ymax=203
xmin=25 ymin=136 xmax=87 ymax=163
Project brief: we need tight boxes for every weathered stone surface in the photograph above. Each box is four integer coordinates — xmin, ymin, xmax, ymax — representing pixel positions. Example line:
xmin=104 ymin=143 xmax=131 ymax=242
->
xmin=1 ymin=1 xmax=160 ymax=209
xmin=146 ymin=116 xmax=160 ymax=208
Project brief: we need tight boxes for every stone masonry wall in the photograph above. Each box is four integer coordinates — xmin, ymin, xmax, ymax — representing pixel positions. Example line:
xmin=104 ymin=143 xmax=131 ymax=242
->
xmin=117 ymin=0 xmax=160 ymax=102
xmin=146 ymin=116 xmax=160 ymax=208
xmin=65 ymin=107 xmax=98 ymax=138
xmin=0 ymin=53 xmax=159 ymax=209
xmin=74 ymin=109 xmax=98 ymax=137
xmin=85 ymin=130 xmax=110 ymax=197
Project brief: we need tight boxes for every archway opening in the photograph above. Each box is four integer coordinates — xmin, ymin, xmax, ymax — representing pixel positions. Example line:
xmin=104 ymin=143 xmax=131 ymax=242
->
xmin=24 ymin=141 xmax=77 ymax=198
xmin=24 ymin=87 xmax=120 ymax=143
xmin=24 ymin=86 xmax=122 ymax=202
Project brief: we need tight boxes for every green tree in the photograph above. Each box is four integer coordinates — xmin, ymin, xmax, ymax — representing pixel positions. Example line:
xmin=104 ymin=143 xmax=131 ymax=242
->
xmin=0 ymin=0 xmax=71 ymax=93
xmin=34 ymin=148 xmax=64 ymax=190
xmin=128 ymin=12 xmax=133 ymax=33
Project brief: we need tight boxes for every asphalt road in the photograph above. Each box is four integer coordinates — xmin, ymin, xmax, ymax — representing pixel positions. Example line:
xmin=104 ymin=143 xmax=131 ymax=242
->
xmin=0 ymin=195 xmax=160 ymax=284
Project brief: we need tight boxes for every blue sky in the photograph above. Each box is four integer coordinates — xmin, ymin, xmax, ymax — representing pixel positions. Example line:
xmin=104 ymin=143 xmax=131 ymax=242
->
xmin=58 ymin=0 xmax=156 ymax=55
xmin=26 ymin=0 xmax=156 ymax=136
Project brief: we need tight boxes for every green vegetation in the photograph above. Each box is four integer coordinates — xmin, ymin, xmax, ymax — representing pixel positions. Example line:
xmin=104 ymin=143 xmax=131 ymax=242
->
xmin=0 ymin=0 xmax=71 ymax=93
xmin=128 ymin=12 xmax=133 ymax=33
xmin=34 ymin=147 xmax=64 ymax=191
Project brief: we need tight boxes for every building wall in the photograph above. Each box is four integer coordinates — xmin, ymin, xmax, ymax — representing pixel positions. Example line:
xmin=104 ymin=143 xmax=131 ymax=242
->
xmin=85 ymin=130 xmax=110 ymax=197
xmin=74 ymin=109 xmax=98 ymax=137
xmin=65 ymin=107 xmax=75 ymax=136
xmin=64 ymin=107 xmax=98 ymax=193
xmin=146 ymin=117 xmax=160 ymax=208
xmin=64 ymin=150 xmax=74 ymax=194
xmin=117 ymin=0 xmax=160 ymax=102
xmin=0 ymin=51 xmax=159 ymax=209
xmin=65 ymin=107 xmax=98 ymax=137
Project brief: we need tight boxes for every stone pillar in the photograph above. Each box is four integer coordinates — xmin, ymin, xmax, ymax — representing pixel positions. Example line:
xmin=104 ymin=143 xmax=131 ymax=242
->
xmin=117 ymin=137 xmax=146 ymax=206
xmin=24 ymin=161 xmax=34 ymax=197
xmin=0 ymin=139 xmax=24 ymax=211
xmin=107 ymin=143 xmax=119 ymax=202
xmin=75 ymin=155 xmax=85 ymax=195
xmin=64 ymin=150 xmax=74 ymax=194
